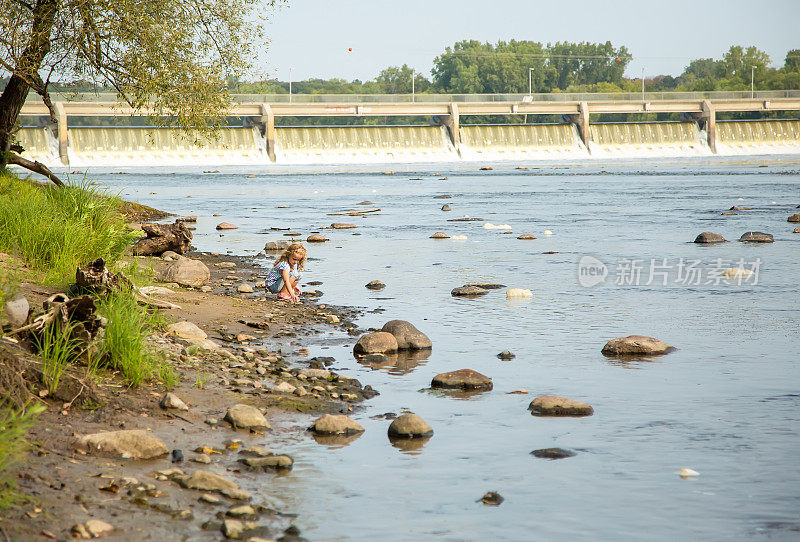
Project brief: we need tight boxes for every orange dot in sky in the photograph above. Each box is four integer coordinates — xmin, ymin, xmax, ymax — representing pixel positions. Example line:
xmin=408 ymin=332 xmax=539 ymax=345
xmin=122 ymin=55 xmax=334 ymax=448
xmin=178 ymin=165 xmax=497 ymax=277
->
xmin=348 ymin=48 xmax=353 ymax=52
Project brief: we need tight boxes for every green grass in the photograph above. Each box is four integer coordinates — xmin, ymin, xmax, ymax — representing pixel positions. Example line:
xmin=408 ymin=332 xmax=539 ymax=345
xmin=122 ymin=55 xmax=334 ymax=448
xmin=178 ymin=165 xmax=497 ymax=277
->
xmin=97 ymin=291 xmax=174 ymax=388
xmin=0 ymin=402 xmax=44 ymax=509
xmin=31 ymin=323 xmax=80 ymax=394
xmin=0 ymin=172 xmax=138 ymax=286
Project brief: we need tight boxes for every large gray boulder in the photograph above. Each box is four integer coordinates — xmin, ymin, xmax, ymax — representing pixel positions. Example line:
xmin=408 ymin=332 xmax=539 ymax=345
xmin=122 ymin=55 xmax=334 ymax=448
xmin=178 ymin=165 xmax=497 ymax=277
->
xmin=224 ymin=404 xmax=270 ymax=431
xmin=158 ymin=258 xmax=210 ymax=288
xmin=353 ymin=332 xmax=398 ymax=355
xmin=602 ymin=335 xmax=673 ymax=356
xmin=381 ymin=320 xmax=431 ymax=350
xmin=76 ymin=430 xmax=168 ymax=459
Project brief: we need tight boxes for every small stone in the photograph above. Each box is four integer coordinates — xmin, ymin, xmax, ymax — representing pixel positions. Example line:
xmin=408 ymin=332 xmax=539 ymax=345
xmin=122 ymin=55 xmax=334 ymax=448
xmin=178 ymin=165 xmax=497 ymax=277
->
xmin=216 ymin=261 xmax=237 ymax=269
xmin=3 ymin=293 xmax=29 ymax=328
xmin=365 ymin=280 xmax=385 ymax=290
xmin=676 ymin=468 xmax=700 ymax=477
xmin=497 ymin=350 xmax=515 ymax=360
xmin=171 ymin=449 xmax=184 ymax=463
xmin=794 ymin=228 xmax=800 ymax=233
xmin=729 ymin=205 xmax=751 ymax=211
xmin=239 ymin=455 xmax=293 ymax=470
xmin=739 ymin=231 xmax=774 ymax=243
xmin=224 ymin=404 xmax=270 ymax=431
xmin=239 ymin=446 xmax=273 ymax=457
xmin=221 ymin=488 xmax=251 ymax=501
xmin=451 ymin=285 xmax=487 ymax=297
xmin=479 ymin=491 xmax=503 ymax=505
xmin=180 ymin=216 xmax=198 ymax=223
xmin=353 ymin=332 xmax=398 ymax=355
xmin=789 ymin=213 xmax=800 ymax=223
xmin=200 ymin=493 xmax=222 ymax=504
xmin=441 ymin=204 xmax=451 ymax=211
xmin=505 ymin=288 xmax=532 ymax=298
xmin=193 ymin=454 xmax=212 ymax=464
xmin=517 ymin=234 xmax=536 ymax=240
xmin=71 ymin=524 xmax=90 ymax=539
xmin=76 ymin=430 xmax=168 ymax=460
xmin=326 ymin=314 xmax=340 ymax=324
xmin=430 ymin=231 xmax=449 ymax=239
xmin=387 ymin=413 xmax=433 ymax=438
xmin=722 ymin=267 xmax=753 ymax=279
xmin=227 ymin=505 xmax=255 ymax=518
xmin=528 ymin=395 xmax=594 ymax=417
xmin=602 ymin=335 xmax=672 ymax=356
xmin=331 ymin=223 xmax=357 ymax=229
xmin=264 ymin=241 xmax=290 ymax=251
xmin=216 ymin=222 xmax=239 ymax=230
xmin=693 ymin=231 xmax=726 ymax=244
xmin=307 ymin=234 xmax=328 ymax=243
xmin=84 ymin=520 xmax=114 ymax=537
xmin=309 ymin=414 xmax=365 ymax=435
xmin=479 ymin=166 xmax=493 ymax=171
xmin=431 ymin=369 xmax=493 ymax=390
xmin=177 ymin=470 xmax=239 ymax=492
xmin=160 ymin=392 xmax=189 ymax=411
xmin=237 ymin=284 xmax=254 ymax=293
xmin=530 ymin=448 xmax=576 ymax=459
xmin=223 ymin=519 xmax=244 ymax=539
xmin=273 ymin=382 xmax=296 ymax=394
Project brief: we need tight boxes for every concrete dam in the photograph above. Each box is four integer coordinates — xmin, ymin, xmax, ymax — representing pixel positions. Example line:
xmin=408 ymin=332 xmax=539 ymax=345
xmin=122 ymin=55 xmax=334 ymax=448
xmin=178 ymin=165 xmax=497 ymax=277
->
xmin=17 ymin=91 xmax=800 ymax=166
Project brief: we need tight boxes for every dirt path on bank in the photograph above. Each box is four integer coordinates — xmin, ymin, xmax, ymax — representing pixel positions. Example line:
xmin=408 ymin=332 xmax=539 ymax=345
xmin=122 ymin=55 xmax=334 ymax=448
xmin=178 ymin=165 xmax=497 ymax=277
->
xmin=0 ymin=251 xmax=371 ymax=542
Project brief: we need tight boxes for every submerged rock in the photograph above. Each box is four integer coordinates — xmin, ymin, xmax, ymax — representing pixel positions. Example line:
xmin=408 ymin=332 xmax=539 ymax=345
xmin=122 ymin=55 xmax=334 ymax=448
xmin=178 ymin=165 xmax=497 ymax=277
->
xmin=602 ymin=335 xmax=673 ymax=356
xmin=177 ymin=470 xmax=239 ymax=492
xmin=506 ymin=288 xmax=532 ymax=298
xmin=264 ymin=240 xmax=290 ymax=251
xmin=309 ymin=414 xmax=365 ymax=435
xmin=479 ymin=491 xmax=504 ymax=506
xmin=517 ymin=234 xmax=537 ymax=240
xmin=451 ymin=285 xmax=487 ymax=297
xmin=307 ymin=234 xmax=328 ymax=243
xmin=353 ymin=332 xmax=398 ymax=355
xmin=528 ymin=395 xmax=594 ymax=417
xmin=387 ymin=413 xmax=433 ymax=438
xmin=693 ymin=231 xmax=726 ymax=244
xmin=431 ymin=369 xmax=492 ymax=391
xmin=789 ymin=213 xmax=800 ymax=223
xmin=441 ymin=204 xmax=451 ymax=211
xmin=739 ymin=231 xmax=774 ymax=243
xmin=224 ymin=404 xmax=270 ymax=431
xmin=239 ymin=455 xmax=293 ymax=470
xmin=381 ymin=320 xmax=432 ymax=350
xmin=466 ymin=282 xmax=505 ymax=290
xmin=497 ymin=350 xmax=515 ymax=360
xmin=365 ymin=280 xmax=385 ymax=290
xmin=530 ymin=448 xmax=576 ymax=459
xmin=430 ymin=232 xmax=450 ymax=239
xmin=331 ymin=223 xmax=357 ymax=229
xmin=76 ymin=430 xmax=168 ymax=460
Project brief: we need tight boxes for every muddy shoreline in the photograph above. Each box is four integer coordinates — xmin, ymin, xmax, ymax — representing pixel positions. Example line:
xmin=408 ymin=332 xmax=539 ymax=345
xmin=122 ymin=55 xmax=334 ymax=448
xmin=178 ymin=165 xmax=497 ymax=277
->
xmin=1 ymin=248 xmax=378 ymax=542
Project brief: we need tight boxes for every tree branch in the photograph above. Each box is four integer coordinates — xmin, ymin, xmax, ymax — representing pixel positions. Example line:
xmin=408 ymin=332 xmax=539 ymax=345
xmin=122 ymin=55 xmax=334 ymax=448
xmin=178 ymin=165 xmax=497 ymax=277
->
xmin=6 ymin=153 xmax=64 ymax=187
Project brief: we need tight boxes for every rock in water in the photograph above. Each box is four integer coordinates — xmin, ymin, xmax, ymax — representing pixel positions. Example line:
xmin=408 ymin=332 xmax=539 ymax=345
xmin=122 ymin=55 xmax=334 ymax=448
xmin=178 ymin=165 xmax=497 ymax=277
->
xmin=530 ymin=448 xmax=576 ymax=459
xmin=451 ymin=285 xmax=487 ymax=297
xmin=160 ymin=392 xmax=189 ymax=411
xmin=365 ymin=280 xmax=385 ymax=290
xmin=353 ymin=332 xmax=399 ymax=355
xmin=441 ymin=204 xmax=451 ymax=211
xmin=517 ymin=233 xmax=537 ymax=240
xmin=331 ymin=223 xmax=357 ymax=229
xmin=388 ymin=413 xmax=433 ymax=438
xmin=430 ymin=232 xmax=450 ymax=239
xmin=216 ymin=222 xmax=238 ymax=230
xmin=264 ymin=240 xmax=290 ymax=251
xmin=788 ymin=213 xmax=800 ymax=223
xmin=479 ymin=491 xmax=504 ymax=505
xmin=237 ymin=283 xmax=254 ymax=293
xmin=177 ymin=470 xmax=239 ymax=492
xmin=239 ymin=455 xmax=294 ymax=470
xmin=506 ymin=288 xmax=532 ymax=298
xmin=497 ymin=350 xmax=515 ymax=360
xmin=76 ymin=430 xmax=168 ymax=459
xmin=739 ymin=231 xmax=774 ymax=243
xmin=602 ymin=335 xmax=673 ymax=356
xmin=381 ymin=320 xmax=432 ymax=350
xmin=528 ymin=395 xmax=594 ymax=417
xmin=158 ymin=258 xmax=210 ymax=288
xmin=84 ymin=520 xmax=114 ymax=538
xmin=224 ymin=404 xmax=270 ymax=431
xmin=693 ymin=231 xmax=726 ymax=243
xmin=722 ymin=267 xmax=753 ymax=279
xmin=3 ymin=292 xmax=29 ymax=328
xmin=309 ymin=414 xmax=365 ymax=435
xmin=431 ymin=369 xmax=493 ymax=390
xmin=307 ymin=234 xmax=328 ymax=243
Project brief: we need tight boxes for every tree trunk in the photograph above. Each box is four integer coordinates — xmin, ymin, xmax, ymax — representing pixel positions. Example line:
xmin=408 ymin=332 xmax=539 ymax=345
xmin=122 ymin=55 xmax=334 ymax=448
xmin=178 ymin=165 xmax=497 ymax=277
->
xmin=0 ymin=0 xmax=60 ymax=170
xmin=132 ymin=221 xmax=193 ymax=256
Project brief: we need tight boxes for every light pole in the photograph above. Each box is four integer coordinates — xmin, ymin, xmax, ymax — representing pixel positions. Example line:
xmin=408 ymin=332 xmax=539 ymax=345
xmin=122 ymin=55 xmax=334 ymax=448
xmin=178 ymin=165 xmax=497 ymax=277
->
xmin=288 ymin=67 xmax=293 ymax=104
xmin=641 ymin=67 xmax=645 ymax=101
xmin=528 ymin=67 xmax=534 ymax=95
xmin=751 ymin=66 xmax=755 ymax=98
xmin=412 ymin=68 xmax=415 ymax=102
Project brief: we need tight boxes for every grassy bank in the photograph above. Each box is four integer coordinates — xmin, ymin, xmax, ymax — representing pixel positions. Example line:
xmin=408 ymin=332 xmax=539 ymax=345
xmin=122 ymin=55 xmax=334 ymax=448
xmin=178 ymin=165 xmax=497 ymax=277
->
xmin=0 ymin=172 xmax=138 ymax=286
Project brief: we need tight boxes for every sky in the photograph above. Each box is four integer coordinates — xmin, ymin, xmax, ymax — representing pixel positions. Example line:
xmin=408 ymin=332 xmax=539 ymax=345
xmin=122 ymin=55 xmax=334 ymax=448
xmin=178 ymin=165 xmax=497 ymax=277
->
xmin=255 ymin=0 xmax=800 ymax=82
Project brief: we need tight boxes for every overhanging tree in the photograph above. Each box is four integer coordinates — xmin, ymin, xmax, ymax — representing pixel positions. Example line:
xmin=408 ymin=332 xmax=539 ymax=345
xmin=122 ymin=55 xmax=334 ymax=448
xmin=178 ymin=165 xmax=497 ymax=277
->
xmin=0 ymin=0 xmax=280 ymax=181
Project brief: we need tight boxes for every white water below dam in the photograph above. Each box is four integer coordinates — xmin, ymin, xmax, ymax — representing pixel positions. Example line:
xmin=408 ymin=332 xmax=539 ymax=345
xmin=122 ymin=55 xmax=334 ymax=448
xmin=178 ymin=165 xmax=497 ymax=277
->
xmin=16 ymin=119 xmax=800 ymax=167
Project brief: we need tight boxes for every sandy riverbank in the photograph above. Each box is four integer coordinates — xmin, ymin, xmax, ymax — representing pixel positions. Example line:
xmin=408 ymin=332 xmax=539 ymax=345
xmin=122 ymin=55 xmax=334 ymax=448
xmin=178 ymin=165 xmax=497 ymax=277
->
xmin=1 ymin=249 xmax=376 ymax=542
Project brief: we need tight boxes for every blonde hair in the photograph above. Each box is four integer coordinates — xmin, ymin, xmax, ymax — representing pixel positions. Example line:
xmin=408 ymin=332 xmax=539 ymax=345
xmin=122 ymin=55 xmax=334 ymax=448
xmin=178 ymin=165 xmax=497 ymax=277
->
xmin=274 ymin=243 xmax=306 ymax=271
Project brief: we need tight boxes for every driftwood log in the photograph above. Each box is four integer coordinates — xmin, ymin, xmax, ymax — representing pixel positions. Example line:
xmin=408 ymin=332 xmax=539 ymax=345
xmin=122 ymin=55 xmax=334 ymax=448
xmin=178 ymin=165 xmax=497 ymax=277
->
xmin=132 ymin=220 xmax=192 ymax=256
xmin=75 ymin=258 xmax=120 ymax=294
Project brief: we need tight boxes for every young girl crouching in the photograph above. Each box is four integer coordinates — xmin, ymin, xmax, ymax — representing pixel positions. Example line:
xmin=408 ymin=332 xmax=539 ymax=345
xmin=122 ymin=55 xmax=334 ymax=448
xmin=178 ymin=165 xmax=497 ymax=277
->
xmin=265 ymin=243 xmax=306 ymax=302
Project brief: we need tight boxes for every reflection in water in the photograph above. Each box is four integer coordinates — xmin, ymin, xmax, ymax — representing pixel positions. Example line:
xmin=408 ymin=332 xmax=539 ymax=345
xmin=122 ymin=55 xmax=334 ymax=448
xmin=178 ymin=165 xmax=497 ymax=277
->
xmin=311 ymin=432 xmax=364 ymax=448
xmin=354 ymin=349 xmax=432 ymax=375
xmin=388 ymin=435 xmax=432 ymax=454
xmin=602 ymin=353 xmax=665 ymax=368
xmin=421 ymin=387 xmax=490 ymax=400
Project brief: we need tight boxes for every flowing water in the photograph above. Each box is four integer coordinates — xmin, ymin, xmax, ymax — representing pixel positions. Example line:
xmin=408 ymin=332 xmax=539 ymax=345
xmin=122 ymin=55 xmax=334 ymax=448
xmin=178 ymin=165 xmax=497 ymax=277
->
xmin=73 ymin=156 xmax=800 ymax=541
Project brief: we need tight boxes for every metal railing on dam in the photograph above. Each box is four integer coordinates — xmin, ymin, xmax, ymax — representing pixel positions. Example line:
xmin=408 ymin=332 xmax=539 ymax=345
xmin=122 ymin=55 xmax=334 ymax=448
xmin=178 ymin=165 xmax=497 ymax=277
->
xmin=17 ymin=91 xmax=800 ymax=165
